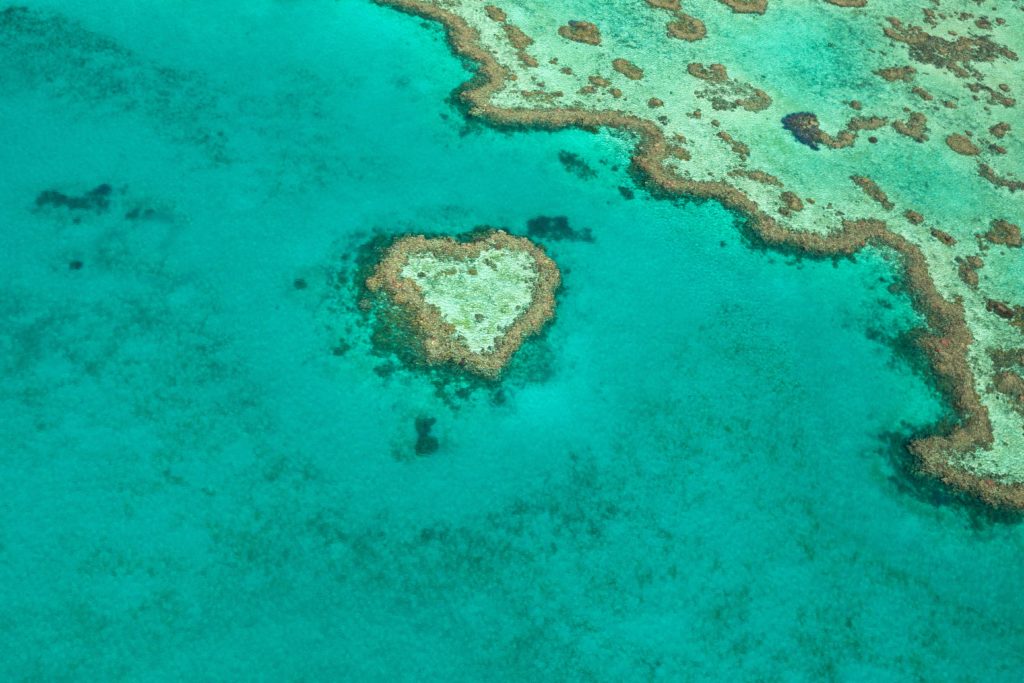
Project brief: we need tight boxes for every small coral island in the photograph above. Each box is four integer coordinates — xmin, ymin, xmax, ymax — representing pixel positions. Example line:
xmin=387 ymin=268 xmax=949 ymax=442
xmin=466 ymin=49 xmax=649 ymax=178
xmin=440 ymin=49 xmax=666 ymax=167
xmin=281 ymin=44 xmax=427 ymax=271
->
xmin=366 ymin=230 xmax=560 ymax=377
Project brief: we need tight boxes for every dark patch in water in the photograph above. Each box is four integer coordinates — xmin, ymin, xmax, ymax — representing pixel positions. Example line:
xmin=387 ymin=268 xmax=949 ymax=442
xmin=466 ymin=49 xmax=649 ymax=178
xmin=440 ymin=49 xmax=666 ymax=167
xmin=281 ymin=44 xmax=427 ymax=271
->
xmin=35 ymin=184 xmax=112 ymax=213
xmin=618 ymin=186 xmax=635 ymax=200
xmin=526 ymin=215 xmax=593 ymax=243
xmin=331 ymin=339 xmax=351 ymax=357
xmin=415 ymin=416 xmax=439 ymax=455
xmin=124 ymin=206 xmax=157 ymax=221
xmin=781 ymin=112 xmax=823 ymax=150
xmin=558 ymin=150 xmax=597 ymax=179
xmin=373 ymin=361 xmax=398 ymax=379
xmin=68 ymin=259 xmax=83 ymax=270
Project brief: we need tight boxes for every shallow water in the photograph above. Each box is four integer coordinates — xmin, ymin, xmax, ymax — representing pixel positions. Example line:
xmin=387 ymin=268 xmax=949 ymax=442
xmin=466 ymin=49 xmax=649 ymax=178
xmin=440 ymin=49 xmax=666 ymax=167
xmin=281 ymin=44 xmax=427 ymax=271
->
xmin=1 ymin=1 xmax=1022 ymax=680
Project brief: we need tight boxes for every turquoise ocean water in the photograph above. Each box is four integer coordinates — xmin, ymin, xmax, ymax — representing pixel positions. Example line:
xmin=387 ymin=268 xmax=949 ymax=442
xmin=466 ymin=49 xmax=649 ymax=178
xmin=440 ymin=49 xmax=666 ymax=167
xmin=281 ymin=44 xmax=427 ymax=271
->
xmin=1 ymin=1 xmax=1022 ymax=680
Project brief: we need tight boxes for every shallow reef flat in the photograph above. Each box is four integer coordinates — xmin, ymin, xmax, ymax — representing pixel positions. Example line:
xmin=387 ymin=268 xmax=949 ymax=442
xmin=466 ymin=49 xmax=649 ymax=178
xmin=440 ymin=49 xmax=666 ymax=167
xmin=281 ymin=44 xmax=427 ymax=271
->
xmin=376 ymin=0 xmax=1024 ymax=507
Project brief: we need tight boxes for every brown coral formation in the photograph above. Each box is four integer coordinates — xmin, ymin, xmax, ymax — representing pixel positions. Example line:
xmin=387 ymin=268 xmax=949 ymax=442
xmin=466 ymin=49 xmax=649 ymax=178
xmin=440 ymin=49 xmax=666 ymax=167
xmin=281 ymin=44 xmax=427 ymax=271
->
xmin=782 ymin=112 xmax=884 ymax=150
xmin=982 ymin=219 xmax=1022 ymax=248
xmin=875 ymin=66 xmax=916 ymax=82
xmin=558 ymin=20 xmax=601 ymax=45
xmin=847 ymin=115 xmax=886 ymax=132
xmin=945 ymin=133 xmax=980 ymax=156
xmin=483 ymin=5 xmax=506 ymax=22
xmin=968 ymin=82 xmax=1016 ymax=108
xmin=687 ymin=62 xmax=727 ymax=82
xmin=904 ymin=210 xmax=924 ymax=225
xmin=483 ymin=7 xmax=538 ymax=67
xmin=850 ymin=175 xmax=894 ymax=210
xmin=779 ymin=191 xmax=804 ymax=216
xmin=956 ymin=255 xmax=983 ymax=287
xmin=979 ymin=163 xmax=1024 ymax=192
xmin=687 ymin=63 xmax=771 ymax=112
xmin=930 ymin=228 xmax=956 ymax=247
xmin=503 ymin=24 xmax=532 ymax=51
xmin=504 ymin=24 xmax=538 ymax=67
xmin=883 ymin=17 xmax=1018 ymax=79
xmin=892 ymin=111 xmax=928 ymax=142
xmin=992 ymin=349 xmax=1024 ymax=416
xmin=729 ymin=169 xmax=782 ymax=186
xmin=366 ymin=230 xmax=560 ymax=378
xmin=716 ymin=130 xmax=749 ymax=160
xmin=715 ymin=0 xmax=767 ymax=14
xmin=987 ymin=299 xmax=1016 ymax=320
xmin=612 ymin=58 xmax=644 ymax=80
xmin=667 ymin=14 xmax=707 ymax=41
xmin=781 ymin=112 xmax=826 ymax=149
xmin=994 ymin=371 xmax=1024 ymax=409
xmin=991 ymin=348 xmax=1024 ymax=370
xmin=911 ymin=86 xmax=933 ymax=101
xmin=645 ymin=0 xmax=707 ymax=41
xmin=990 ymin=122 xmax=1010 ymax=139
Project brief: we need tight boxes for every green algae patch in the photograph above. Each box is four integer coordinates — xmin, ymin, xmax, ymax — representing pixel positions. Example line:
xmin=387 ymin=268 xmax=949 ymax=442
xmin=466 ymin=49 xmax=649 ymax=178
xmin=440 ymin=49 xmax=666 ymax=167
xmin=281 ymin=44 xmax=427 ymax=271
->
xmin=366 ymin=230 xmax=560 ymax=378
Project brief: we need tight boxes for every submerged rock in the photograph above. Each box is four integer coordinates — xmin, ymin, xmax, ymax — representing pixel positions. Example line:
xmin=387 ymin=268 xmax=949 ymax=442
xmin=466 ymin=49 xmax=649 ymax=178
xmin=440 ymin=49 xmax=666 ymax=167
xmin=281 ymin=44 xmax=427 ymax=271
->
xmin=35 ymin=183 xmax=112 ymax=213
xmin=414 ymin=416 xmax=439 ymax=455
xmin=526 ymin=215 xmax=594 ymax=242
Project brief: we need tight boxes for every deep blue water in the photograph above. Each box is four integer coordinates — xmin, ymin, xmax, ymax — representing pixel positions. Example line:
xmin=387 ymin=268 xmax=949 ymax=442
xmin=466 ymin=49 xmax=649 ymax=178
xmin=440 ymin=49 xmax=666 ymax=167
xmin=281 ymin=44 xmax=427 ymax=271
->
xmin=1 ymin=1 xmax=1022 ymax=680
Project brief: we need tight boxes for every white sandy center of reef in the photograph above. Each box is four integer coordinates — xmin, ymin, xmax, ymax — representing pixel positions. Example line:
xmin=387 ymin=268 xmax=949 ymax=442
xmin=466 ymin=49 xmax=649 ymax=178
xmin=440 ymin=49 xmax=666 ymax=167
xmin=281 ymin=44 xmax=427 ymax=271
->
xmin=401 ymin=248 xmax=539 ymax=353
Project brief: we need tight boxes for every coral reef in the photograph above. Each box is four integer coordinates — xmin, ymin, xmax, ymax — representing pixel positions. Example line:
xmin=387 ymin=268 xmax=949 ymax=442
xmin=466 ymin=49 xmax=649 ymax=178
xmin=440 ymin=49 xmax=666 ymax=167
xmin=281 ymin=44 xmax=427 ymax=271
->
xmin=374 ymin=0 xmax=1024 ymax=507
xmin=366 ymin=230 xmax=560 ymax=377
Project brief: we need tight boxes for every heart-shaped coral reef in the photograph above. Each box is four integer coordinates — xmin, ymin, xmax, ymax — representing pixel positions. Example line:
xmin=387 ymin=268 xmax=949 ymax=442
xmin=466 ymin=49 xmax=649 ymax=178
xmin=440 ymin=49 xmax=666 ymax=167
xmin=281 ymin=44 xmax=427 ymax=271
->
xmin=366 ymin=230 xmax=560 ymax=377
